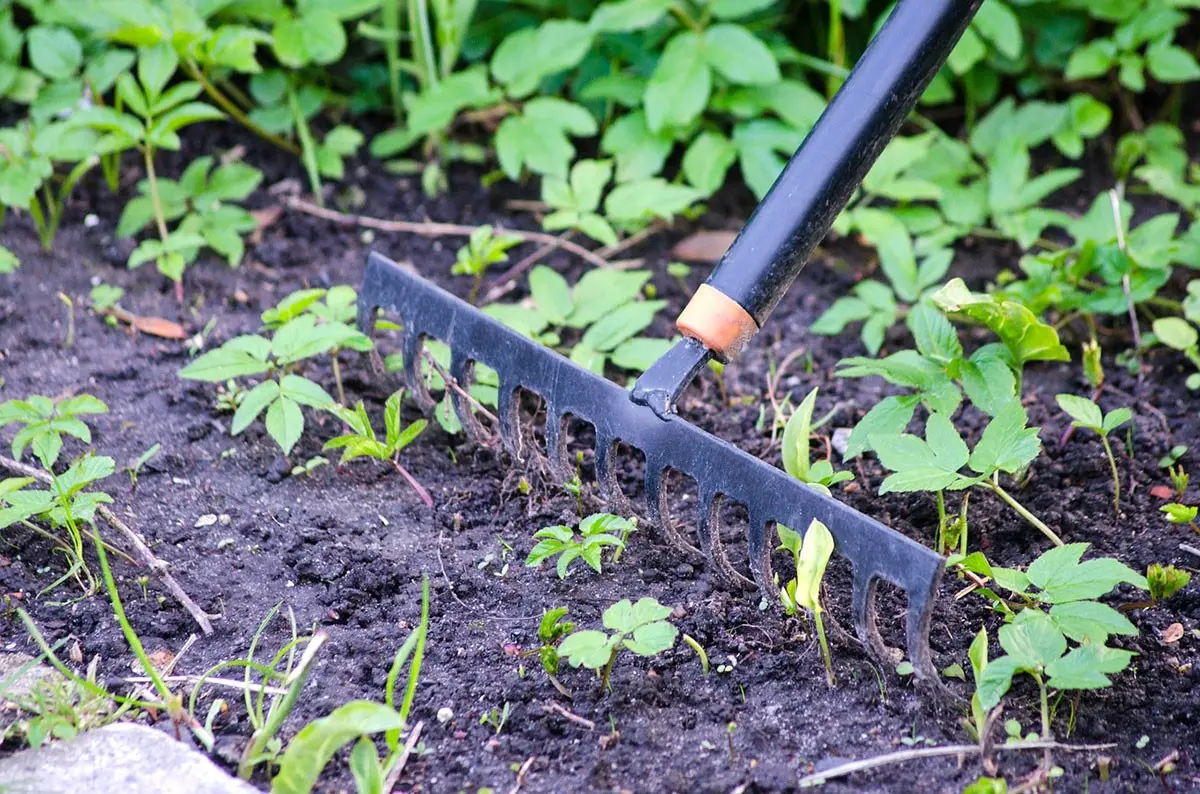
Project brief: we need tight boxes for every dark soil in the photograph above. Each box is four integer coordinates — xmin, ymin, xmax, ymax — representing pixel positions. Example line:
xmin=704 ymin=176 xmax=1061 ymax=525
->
xmin=1 ymin=138 xmax=1198 ymax=794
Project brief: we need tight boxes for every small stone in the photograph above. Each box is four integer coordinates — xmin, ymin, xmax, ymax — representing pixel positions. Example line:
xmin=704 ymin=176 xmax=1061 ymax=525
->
xmin=218 ymin=514 xmax=231 ymax=526
xmin=831 ymin=428 xmax=853 ymax=457
xmin=194 ymin=514 xmax=218 ymax=528
xmin=0 ymin=653 xmax=64 ymax=704
xmin=437 ymin=707 xmax=454 ymax=724
xmin=0 ymin=723 xmax=256 ymax=793
xmin=83 ymin=214 xmax=99 ymax=228
xmin=1162 ymin=623 xmax=1184 ymax=643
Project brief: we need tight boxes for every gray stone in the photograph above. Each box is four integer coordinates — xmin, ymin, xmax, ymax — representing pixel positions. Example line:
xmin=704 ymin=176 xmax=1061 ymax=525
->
xmin=0 ymin=653 xmax=64 ymax=704
xmin=0 ymin=723 xmax=257 ymax=794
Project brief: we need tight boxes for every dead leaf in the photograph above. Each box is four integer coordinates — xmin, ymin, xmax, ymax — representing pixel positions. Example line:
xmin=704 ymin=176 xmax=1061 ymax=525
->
xmin=1151 ymin=485 xmax=1175 ymax=499
xmin=250 ymin=205 xmax=284 ymax=244
xmin=130 ymin=315 xmax=187 ymax=339
xmin=671 ymin=230 xmax=737 ymax=262
xmin=132 ymin=648 xmax=175 ymax=675
xmin=1162 ymin=623 xmax=1184 ymax=643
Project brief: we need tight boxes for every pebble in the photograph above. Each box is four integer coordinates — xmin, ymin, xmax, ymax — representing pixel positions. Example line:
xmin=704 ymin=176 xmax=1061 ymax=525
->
xmin=831 ymin=427 xmax=853 ymax=457
xmin=194 ymin=514 xmax=218 ymax=528
xmin=437 ymin=707 xmax=454 ymax=723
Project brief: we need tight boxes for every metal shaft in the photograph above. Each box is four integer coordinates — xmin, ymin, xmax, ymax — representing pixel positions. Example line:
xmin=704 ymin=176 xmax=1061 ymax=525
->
xmin=709 ymin=0 xmax=983 ymax=327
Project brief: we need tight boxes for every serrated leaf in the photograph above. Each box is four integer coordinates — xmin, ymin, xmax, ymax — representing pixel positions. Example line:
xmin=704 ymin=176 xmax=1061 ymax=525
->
xmin=1055 ymin=394 xmax=1103 ymax=430
xmin=998 ymin=609 xmax=1065 ymax=669
xmin=1045 ymin=644 xmax=1135 ymax=691
xmin=1049 ymin=601 xmax=1137 ymax=644
xmin=179 ymin=338 xmax=271 ymax=381
xmin=843 ymin=394 xmax=921 ymax=460
xmin=967 ymin=400 xmax=1041 ymax=476
xmin=645 ymin=31 xmax=710 ymax=132
xmin=702 ymin=23 xmax=779 ymax=85
xmin=232 ymin=379 xmax=280 ymax=435
xmin=265 ymin=396 xmax=304 ymax=455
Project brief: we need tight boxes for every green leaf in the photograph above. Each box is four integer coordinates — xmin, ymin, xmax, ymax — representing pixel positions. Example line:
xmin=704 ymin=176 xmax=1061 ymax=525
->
xmin=280 ymin=374 xmax=333 ymax=408
xmin=605 ymin=179 xmax=701 ymax=225
xmin=793 ymin=518 xmax=834 ymax=612
xmin=27 ymin=26 xmax=82 ymax=80
xmin=566 ymin=270 xmax=652 ymax=328
xmin=998 ymin=609 xmax=1066 ymax=669
xmin=932 ymin=278 xmax=1070 ymax=366
xmin=682 ymin=131 xmax=737 ymax=195
xmin=529 ymin=266 xmax=573 ymax=325
xmin=579 ymin=300 xmax=666 ymax=352
xmin=907 ymin=303 xmax=962 ymax=366
xmin=1055 ymin=394 xmax=1102 ymax=430
xmin=600 ymin=112 xmax=672 ymax=183
xmin=491 ymin=20 xmax=593 ymax=98
xmin=1049 ymin=601 xmax=1137 ymax=644
xmin=589 ymin=0 xmax=673 ymax=32
xmin=610 ymin=337 xmax=673 ymax=372
xmin=1153 ymin=317 xmax=1197 ymax=351
xmin=1045 ymin=644 xmax=1135 ymax=691
xmin=703 ymin=24 xmax=779 ymax=85
xmin=179 ymin=337 xmax=271 ymax=381
xmin=137 ymin=42 xmax=178 ymax=104
xmin=854 ymin=208 xmax=919 ymax=302
xmin=272 ymin=9 xmax=346 ymax=68
xmin=645 ymin=31 xmax=710 ymax=132
xmin=960 ymin=355 xmax=1017 ymax=417
xmin=843 ymin=394 xmax=921 ymax=460
xmin=232 ymin=380 xmax=280 ymax=435
xmin=781 ymin=387 xmax=817 ymax=481
xmin=973 ymin=0 xmax=1022 ymax=59
xmin=1065 ymin=39 xmax=1116 ymax=80
xmin=1145 ymin=40 xmax=1200 ymax=83
xmin=711 ymin=0 xmax=777 ymax=18
xmin=349 ymin=737 xmax=383 ymax=794
xmin=967 ymin=400 xmax=1041 ymax=476
xmin=272 ymin=701 xmax=406 ymax=794
xmin=265 ymin=396 xmax=304 ymax=455
xmin=558 ymin=630 xmax=615 ymax=669
xmin=625 ymin=620 xmax=678 ymax=656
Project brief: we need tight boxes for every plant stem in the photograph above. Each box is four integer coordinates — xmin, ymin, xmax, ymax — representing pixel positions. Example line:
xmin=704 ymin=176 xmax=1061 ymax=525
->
xmin=239 ymin=633 xmax=327 ymax=779
xmin=1034 ymin=672 xmax=1053 ymax=773
xmin=813 ymin=608 xmax=835 ymax=688
xmin=1100 ymin=435 xmax=1121 ymax=514
xmin=288 ymin=86 xmax=324 ymax=206
xmin=393 ymin=457 xmax=433 ymax=506
xmin=682 ymin=633 xmax=708 ymax=675
xmin=185 ymin=61 xmax=300 ymax=156
xmin=599 ymin=648 xmax=617 ymax=694
xmin=142 ymin=147 xmax=169 ymax=241
xmin=984 ymin=476 xmax=1064 ymax=547
xmin=935 ymin=490 xmax=947 ymax=555
xmin=331 ymin=347 xmax=346 ymax=405
xmin=669 ymin=2 xmax=704 ymax=33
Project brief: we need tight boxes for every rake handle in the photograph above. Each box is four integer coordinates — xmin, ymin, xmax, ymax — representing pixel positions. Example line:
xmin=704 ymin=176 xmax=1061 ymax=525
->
xmin=676 ymin=0 xmax=984 ymax=360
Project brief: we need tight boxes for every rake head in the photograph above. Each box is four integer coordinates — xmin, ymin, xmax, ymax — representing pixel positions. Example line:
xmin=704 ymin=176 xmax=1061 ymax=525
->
xmin=358 ymin=253 xmax=946 ymax=686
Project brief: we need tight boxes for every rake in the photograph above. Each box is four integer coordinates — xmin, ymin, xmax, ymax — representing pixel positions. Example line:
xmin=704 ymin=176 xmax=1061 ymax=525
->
xmin=358 ymin=0 xmax=984 ymax=686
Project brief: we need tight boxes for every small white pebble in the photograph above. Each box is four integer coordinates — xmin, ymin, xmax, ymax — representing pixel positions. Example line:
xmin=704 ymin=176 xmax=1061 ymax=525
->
xmin=831 ymin=427 xmax=853 ymax=457
xmin=194 ymin=514 xmax=218 ymax=528
xmin=437 ymin=707 xmax=454 ymax=724
xmin=218 ymin=514 xmax=231 ymax=526
xmin=83 ymin=214 xmax=99 ymax=228
xmin=216 ymin=537 xmax=234 ymax=550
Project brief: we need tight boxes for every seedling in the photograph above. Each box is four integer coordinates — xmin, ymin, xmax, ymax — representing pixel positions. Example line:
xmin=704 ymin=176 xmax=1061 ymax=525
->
xmin=525 ymin=513 xmax=635 ymax=579
xmin=1146 ymin=563 xmax=1191 ymax=605
xmin=179 ymin=313 xmax=362 ymax=456
xmin=451 ymin=225 xmax=521 ymax=304
xmin=954 ymin=545 xmax=1146 ymax=741
xmin=963 ymin=627 xmax=990 ymax=744
xmin=780 ymin=388 xmax=853 ymax=495
xmin=1160 ymin=503 xmax=1197 ymax=529
xmin=291 ymin=456 xmax=329 ymax=478
xmin=557 ymin=597 xmax=678 ymax=693
xmin=479 ymin=702 xmax=510 ymax=735
xmin=77 ymin=43 xmax=225 ymax=298
xmin=535 ymin=607 xmax=575 ymax=678
xmin=125 ymin=443 xmax=161 ymax=490
xmin=324 ymin=391 xmax=430 ymax=506
xmin=775 ymin=519 xmax=836 ymax=687
xmin=0 ymin=246 xmax=17 ymax=274
xmin=1055 ymin=394 xmax=1132 ymax=514
xmin=0 ymin=394 xmax=108 ymax=468
xmin=1167 ymin=465 xmax=1190 ymax=501
xmin=870 ymin=401 xmax=1062 ymax=548
xmin=0 ymin=118 xmax=99 ymax=251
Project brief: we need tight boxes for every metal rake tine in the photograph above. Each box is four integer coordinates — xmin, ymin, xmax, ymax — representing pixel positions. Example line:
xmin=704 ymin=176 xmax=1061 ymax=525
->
xmin=593 ymin=434 xmax=614 ymax=500
xmin=448 ymin=352 xmax=488 ymax=443
xmin=746 ymin=510 xmax=775 ymax=601
xmin=495 ymin=382 xmax=522 ymax=458
xmin=697 ymin=490 xmax=754 ymax=589
xmin=402 ymin=331 xmax=435 ymax=412
xmin=643 ymin=464 xmax=704 ymax=560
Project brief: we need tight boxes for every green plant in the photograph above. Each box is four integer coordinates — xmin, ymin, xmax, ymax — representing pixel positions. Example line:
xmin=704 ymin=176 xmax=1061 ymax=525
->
xmin=0 ymin=246 xmax=17 ymax=274
xmin=870 ymin=401 xmax=1062 ymax=548
xmin=535 ymin=607 xmax=575 ymax=678
xmin=525 ymin=513 xmax=636 ymax=579
xmin=775 ymin=519 xmax=836 ymax=687
xmin=0 ymin=117 xmax=98 ymax=250
xmin=324 ymin=391 xmax=431 ymax=506
xmin=77 ymin=43 xmax=225 ymax=298
xmin=1064 ymin=3 xmax=1200 ymax=93
xmin=479 ymin=702 xmax=510 ymax=735
xmin=1153 ymin=317 xmax=1200 ymax=391
xmin=952 ymin=545 xmax=1146 ymax=752
xmin=178 ymin=313 xmax=361 ymax=456
xmin=962 ymin=626 xmax=990 ymax=743
xmin=126 ymin=443 xmax=161 ymax=490
xmin=1054 ymin=395 xmax=1132 ymax=514
xmin=780 ymin=387 xmax=853 ymax=495
xmin=557 ymin=597 xmax=678 ymax=693
xmin=1160 ymin=503 xmax=1197 ymax=529
xmin=271 ymin=576 xmax=430 ymax=794
xmin=1146 ymin=563 xmax=1191 ymax=604
xmin=451 ymin=225 xmax=522 ymax=304
xmin=114 ymin=155 xmax=262 ymax=272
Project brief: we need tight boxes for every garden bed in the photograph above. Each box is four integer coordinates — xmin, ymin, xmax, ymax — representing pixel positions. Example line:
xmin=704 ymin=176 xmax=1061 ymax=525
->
xmin=1 ymin=151 xmax=1198 ymax=793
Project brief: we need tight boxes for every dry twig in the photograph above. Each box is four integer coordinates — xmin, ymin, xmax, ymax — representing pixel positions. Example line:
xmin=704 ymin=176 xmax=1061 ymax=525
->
xmin=543 ymin=701 xmax=595 ymax=730
xmin=0 ymin=455 xmax=214 ymax=635
xmin=285 ymin=196 xmax=610 ymax=270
